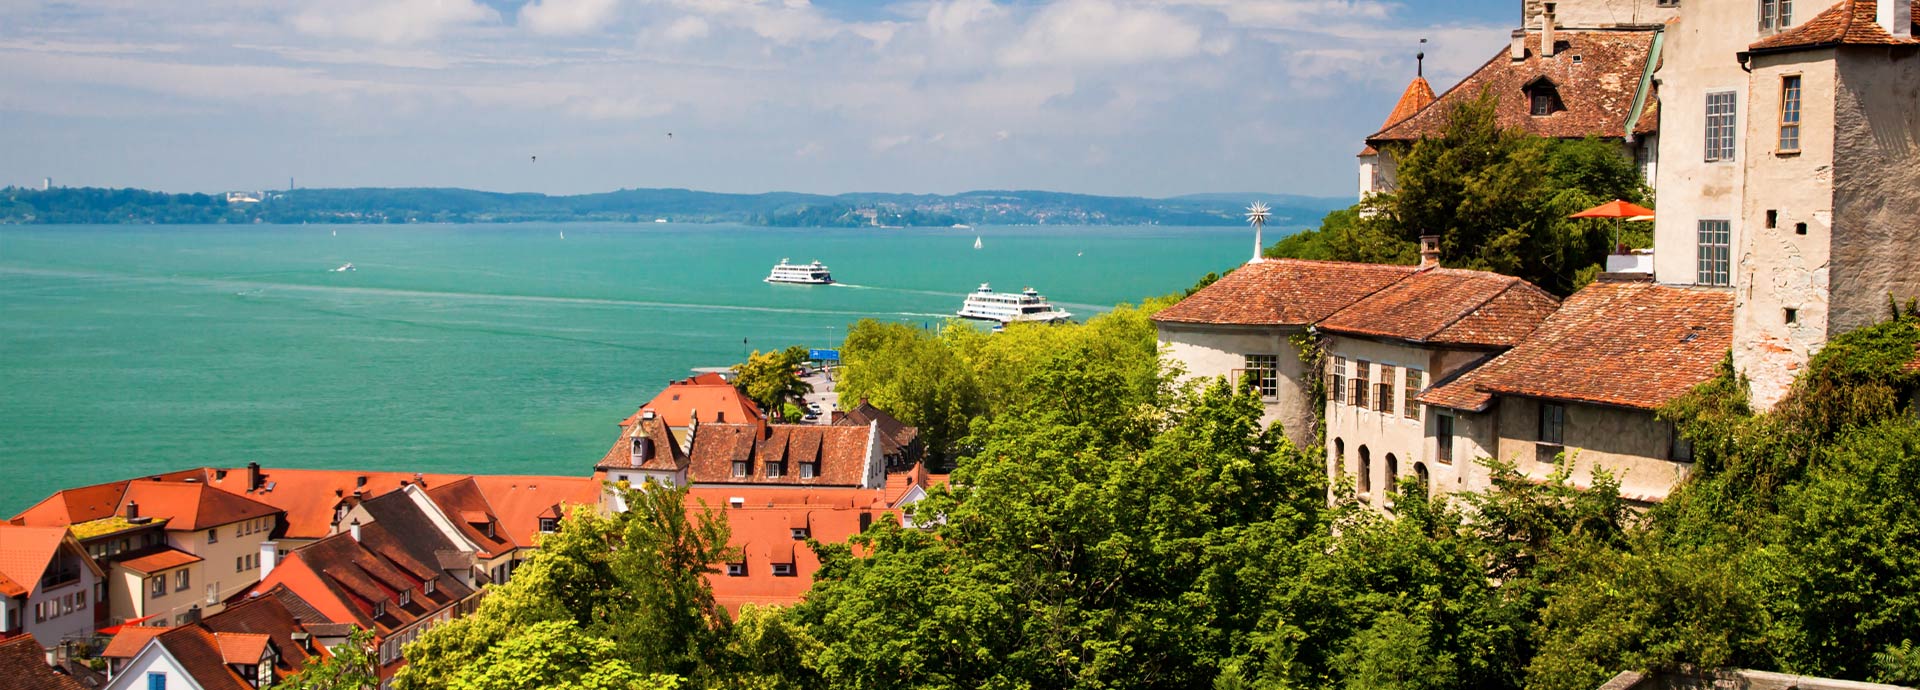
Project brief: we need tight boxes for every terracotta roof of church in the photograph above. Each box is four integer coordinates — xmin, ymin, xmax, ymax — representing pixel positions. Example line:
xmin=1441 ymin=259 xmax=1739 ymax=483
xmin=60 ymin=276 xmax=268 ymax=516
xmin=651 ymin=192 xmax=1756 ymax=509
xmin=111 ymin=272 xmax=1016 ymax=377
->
xmin=1748 ymin=0 xmax=1920 ymax=52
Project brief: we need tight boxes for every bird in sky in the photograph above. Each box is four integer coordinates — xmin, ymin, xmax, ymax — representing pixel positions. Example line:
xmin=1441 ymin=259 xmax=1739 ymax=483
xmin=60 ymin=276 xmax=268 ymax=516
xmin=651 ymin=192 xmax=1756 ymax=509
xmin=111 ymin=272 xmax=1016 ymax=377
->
xmin=531 ymin=155 xmax=537 ymax=163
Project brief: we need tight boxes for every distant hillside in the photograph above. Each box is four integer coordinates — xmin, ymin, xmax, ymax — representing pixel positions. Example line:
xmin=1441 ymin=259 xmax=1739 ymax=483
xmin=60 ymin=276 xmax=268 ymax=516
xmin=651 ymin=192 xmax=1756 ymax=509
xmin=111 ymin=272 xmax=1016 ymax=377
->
xmin=0 ymin=186 xmax=1347 ymax=228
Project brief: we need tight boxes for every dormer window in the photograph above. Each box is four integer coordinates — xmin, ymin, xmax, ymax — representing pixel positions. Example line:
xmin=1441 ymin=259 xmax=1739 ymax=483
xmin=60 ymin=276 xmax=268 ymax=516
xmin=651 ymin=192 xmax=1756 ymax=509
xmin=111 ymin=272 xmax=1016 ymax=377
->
xmin=732 ymin=461 xmax=749 ymax=478
xmin=1526 ymin=79 xmax=1565 ymax=116
xmin=425 ymin=579 xmax=436 ymax=595
xmin=373 ymin=601 xmax=387 ymax=618
xmin=800 ymin=462 xmax=818 ymax=479
xmin=400 ymin=589 xmax=412 ymax=607
xmin=538 ymin=517 xmax=558 ymax=533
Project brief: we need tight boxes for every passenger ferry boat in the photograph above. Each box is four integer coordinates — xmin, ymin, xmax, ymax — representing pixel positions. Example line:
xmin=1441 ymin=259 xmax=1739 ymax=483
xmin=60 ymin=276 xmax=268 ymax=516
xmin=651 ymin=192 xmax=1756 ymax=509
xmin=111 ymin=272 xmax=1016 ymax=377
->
xmin=956 ymin=283 xmax=1073 ymax=324
xmin=765 ymin=259 xmax=834 ymax=285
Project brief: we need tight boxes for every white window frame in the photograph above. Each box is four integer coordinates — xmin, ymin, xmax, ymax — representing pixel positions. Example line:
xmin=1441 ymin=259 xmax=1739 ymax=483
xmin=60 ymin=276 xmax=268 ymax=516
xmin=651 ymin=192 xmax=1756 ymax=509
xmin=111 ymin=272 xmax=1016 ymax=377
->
xmin=1705 ymin=91 xmax=1739 ymax=162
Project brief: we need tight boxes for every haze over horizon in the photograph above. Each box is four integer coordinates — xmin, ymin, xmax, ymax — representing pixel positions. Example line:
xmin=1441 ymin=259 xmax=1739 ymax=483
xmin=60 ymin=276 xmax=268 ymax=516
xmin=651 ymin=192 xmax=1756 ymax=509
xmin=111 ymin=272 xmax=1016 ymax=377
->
xmin=5 ymin=0 xmax=1515 ymax=198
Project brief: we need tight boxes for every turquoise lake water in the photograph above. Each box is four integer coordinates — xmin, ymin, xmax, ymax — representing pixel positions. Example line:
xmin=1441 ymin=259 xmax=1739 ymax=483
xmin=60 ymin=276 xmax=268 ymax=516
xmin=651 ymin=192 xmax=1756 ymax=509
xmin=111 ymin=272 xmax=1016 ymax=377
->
xmin=0 ymin=222 xmax=1260 ymax=514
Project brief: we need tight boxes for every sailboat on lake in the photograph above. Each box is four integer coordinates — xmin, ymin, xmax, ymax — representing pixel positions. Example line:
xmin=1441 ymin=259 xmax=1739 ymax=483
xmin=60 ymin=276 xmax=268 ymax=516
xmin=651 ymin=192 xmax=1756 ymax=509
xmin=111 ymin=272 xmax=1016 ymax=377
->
xmin=973 ymin=236 xmax=983 ymax=250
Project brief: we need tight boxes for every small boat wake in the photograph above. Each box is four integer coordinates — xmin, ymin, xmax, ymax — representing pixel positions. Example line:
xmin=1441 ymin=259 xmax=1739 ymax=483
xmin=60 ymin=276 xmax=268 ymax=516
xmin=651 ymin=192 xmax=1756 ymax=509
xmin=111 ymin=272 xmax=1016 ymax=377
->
xmin=331 ymin=263 xmax=356 ymax=273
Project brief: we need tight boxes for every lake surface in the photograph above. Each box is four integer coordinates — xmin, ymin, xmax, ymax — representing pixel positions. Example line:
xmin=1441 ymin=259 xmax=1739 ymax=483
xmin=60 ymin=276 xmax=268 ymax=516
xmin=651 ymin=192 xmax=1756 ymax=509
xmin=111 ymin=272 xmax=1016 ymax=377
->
xmin=0 ymin=222 xmax=1259 ymax=514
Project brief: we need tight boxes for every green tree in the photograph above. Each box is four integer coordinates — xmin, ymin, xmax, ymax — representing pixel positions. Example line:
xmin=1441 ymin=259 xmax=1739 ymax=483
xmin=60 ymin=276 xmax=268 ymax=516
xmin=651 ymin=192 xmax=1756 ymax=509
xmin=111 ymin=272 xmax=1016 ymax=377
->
xmin=277 ymin=628 xmax=378 ymax=690
xmin=397 ymin=482 xmax=736 ymax=689
xmin=447 ymin=620 xmax=682 ymax=690
xmin=1271 ymin=93 xmax=1650 ymax=296
xmin=732 ymin=348 xmax=813 ymax=419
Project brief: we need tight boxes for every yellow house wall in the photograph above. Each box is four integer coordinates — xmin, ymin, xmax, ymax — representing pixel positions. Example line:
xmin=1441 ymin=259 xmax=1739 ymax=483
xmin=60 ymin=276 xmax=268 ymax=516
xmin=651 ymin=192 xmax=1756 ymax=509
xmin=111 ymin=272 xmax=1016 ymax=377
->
xmin=160 ymin=515 xmax=278 ymax=620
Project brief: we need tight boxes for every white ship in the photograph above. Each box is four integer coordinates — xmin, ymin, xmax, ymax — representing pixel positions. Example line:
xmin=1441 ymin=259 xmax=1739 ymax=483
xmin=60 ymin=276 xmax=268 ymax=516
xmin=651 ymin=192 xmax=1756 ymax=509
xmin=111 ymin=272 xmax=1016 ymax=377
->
xmin=765 ymin=259 xmax=834 ymax=285
xmin=956 ymin=283 xmax=1072 ymax=324
xmin=332 ymin=262 xmax=355 ymax=272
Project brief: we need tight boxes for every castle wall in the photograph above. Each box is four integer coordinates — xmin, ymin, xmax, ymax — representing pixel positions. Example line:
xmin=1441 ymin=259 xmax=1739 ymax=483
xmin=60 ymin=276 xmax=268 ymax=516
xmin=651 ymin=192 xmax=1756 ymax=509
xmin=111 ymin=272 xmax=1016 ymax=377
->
xmin=1651 ymin=0 xmax=1757 ymax=287
xmin=1734 ymin=51 xmax=1839 ymax=409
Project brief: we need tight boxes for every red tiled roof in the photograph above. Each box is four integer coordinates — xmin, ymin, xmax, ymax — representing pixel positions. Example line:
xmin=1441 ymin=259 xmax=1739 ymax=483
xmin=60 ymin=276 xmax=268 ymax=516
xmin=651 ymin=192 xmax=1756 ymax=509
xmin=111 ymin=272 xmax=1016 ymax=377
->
xmin=1371 ymin=30 xmax=1660 ymax=143
xmin=249 ymin=529 xmax=473 ymax=640
xmin=118 ymin=547 xmax=203 ymax=574
xmin=833 ymin=401 xmax=921 ymax=461
xmin=0 ymin=573 xmax=25 ymax=598
xmin=153 ymin=626 xmax=255 ymax=690
xmin=200 ymin=468 xmax=467 ymax=540
xmin=700 ymin=496 xmax=882 ymax=612
xmin=1750 ymin=0 xmax=1920 ymax=51
xmin=1153 ymin=259 xmax=1420 ymax=326
xmin=199 ymin=593 xmax=328 ymax=680
xmin=118 ymin=481 xmax=281 ymax=531
xmin=424 ymin=479 xmax=514 ymax=558
xmin=624 ymin=375 xmax=765 ymax=428
xmin=1382 ymin=76 xmax=1437 ymax=130
xmin=9 ymin=469 xmax=203 ymax=527
xmin=103 ymin=626 xmax=170 ymax=659
xmin=685 ymin=423 xmax=876 ymax=487
xmin=0 ymin=635 xmax=85 ymax=690
xmin=597 ymin=416 xmax=688 ymax=472
xmin=213 ymin=632 xmax=270 ymax=665
xmin=1420 ymin=281 xmax=1732 ymax=411
xmin=0 ymin=526 xmax=72 ymax=590
xmin=466 ymin=475 xmax=599 ymax=548
xmin=1317 ymin=267 xmax=1559 ymax=347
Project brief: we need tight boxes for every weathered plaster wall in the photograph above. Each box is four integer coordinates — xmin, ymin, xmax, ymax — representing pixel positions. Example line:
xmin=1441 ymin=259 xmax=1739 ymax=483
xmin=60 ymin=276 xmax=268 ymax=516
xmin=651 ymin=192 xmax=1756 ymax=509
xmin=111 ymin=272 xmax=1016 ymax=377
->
xmin=1523 ymin=0 xmax=1678 ymax=28
xmin=1652 ymin=0 xmax=1758 ymax=286
xmin=1158 ymin=322 xmax=1314 ymax=448
xmin=1735 ymin=52 xmax=1839 ymax=409
xmin=1494 ymin=399 xmax=1689 ymax=502
xmin=1830 ymin=47 xmax=1920 ymax=332
xmin=1322 ymin=337 xmax=1497 ymax=508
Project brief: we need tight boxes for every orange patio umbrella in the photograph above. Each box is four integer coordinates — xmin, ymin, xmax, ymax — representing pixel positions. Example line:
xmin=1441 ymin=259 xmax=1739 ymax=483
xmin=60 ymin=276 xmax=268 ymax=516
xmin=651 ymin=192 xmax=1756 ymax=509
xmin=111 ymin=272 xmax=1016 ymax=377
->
xmin=1570 ymin=199 xmax=1656 ymax=253
xmin=1569 ymin=199 xmax=1656 ymax=219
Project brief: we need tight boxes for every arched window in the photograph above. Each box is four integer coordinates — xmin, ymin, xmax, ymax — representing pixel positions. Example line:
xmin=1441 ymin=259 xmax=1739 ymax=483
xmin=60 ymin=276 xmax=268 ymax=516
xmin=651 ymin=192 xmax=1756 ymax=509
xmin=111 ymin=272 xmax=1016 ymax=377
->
xmin=1414 ymin=463 xmax=1431 ymax=496
xmin=1334 ymin=438 xmax=1346 ymax=465
xmin=1385 ymin=454 xmax=1400 ymax=494
xmin=1525 ymin=78 xmax=1565 ymax=116
xmin=1358 ymin=446 xmax=1372 ymax=495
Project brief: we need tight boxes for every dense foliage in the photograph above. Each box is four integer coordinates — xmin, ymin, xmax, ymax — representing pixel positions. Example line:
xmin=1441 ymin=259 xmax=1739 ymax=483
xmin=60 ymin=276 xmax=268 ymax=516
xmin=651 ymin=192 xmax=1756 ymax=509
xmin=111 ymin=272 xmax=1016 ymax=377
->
xmin=733 ymin=347 xmax=814 ymax=421
xmin=0 ymin=186 xmax=1344 ymax=227
xmin=1267 ymin=94 xmax=1652 ymax=295
xmin=397 ymin=302 xmax=1920 ymax=689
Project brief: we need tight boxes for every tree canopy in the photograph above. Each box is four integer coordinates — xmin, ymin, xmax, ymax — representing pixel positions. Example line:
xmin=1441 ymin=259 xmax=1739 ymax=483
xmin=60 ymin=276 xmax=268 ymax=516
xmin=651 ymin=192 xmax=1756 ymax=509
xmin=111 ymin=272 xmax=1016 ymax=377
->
xmin=1269 ymin=93 xmax=1652 ymax=296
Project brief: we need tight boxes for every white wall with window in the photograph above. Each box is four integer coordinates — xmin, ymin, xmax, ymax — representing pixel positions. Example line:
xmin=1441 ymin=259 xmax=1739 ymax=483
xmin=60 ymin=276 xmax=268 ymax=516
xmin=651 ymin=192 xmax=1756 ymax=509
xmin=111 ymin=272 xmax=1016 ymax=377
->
xmin=1156 ymin=322 xmax=1317 ymax=449
xmin=1320 ymin=337 xmax=1482 ymax=510
xmin=1648 ymin=0 xmax=1758 ymax=287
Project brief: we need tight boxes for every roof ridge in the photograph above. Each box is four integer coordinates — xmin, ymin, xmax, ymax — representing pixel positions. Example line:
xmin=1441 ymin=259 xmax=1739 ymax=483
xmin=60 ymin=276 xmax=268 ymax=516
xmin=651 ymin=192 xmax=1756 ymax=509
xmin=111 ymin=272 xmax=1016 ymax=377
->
xmin=1313 ymin=267 xmax=1426 ymax=328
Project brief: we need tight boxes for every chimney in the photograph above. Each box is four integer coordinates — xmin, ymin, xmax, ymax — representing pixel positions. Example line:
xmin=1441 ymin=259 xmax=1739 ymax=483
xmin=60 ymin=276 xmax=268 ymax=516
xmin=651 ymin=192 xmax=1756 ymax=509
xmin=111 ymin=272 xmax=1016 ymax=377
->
xmin=413 ymin=472 xmax=426 ymax=487
xmin=291 ymin=632 xmax=314 ymax=654
xmin=1419 ymin=235 xmax=1442 ymax=268
xmin=1540 ymin=3 xmax=1557 ymax=58
xmin=1511 ymin=29 xmax=1527 ymax=60
xmin=355 ymin=475 xmax=367 ymax=489
xmin=247 ymin=462 xmax=262 ymax=492
xmin=716 ymin=411 xmax=726 ymax=423
xmin=1883 ymin=0 xmax=1913 ymax=37
xmin=349 ymin=519 xmax=362 ymax=542
xmin=260 ymin=541 xmax=279 ymax=579
xmin=641 ymin=409 xmax=656 ymax=421
xmin=125 ymin=501 xmax=140 ymax=520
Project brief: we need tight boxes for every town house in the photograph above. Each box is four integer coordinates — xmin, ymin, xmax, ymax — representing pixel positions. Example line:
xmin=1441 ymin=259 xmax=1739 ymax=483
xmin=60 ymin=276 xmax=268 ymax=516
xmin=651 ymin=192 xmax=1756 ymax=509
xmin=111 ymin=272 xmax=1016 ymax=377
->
xmin=0 ymin=526 xmax=104 ymax=650
xmin=101 ymin=592 xmax=328 ymax=690
xmin=1317 ymin=244 xmax=1561 ymax=505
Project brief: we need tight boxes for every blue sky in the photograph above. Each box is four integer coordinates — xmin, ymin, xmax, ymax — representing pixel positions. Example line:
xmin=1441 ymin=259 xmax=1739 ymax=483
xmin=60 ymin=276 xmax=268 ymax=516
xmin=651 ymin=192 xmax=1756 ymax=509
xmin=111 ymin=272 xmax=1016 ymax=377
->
xmin=2 ymin=0 xmax=1515 ymax=197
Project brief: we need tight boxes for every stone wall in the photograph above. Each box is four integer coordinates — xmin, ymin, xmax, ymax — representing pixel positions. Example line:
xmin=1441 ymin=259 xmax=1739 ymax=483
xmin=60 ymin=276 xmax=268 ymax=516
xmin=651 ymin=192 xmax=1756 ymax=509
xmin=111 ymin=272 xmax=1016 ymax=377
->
xmin=1735 ymin=50 xmax=1840 ymax=409
xmin=1830 ymin=46 xmax=1920 ymax=334
xmin=1522 ymin=0 xmax=1677 ymax=29
xmin=1493 ymin=398 xmax=1689 ymax=502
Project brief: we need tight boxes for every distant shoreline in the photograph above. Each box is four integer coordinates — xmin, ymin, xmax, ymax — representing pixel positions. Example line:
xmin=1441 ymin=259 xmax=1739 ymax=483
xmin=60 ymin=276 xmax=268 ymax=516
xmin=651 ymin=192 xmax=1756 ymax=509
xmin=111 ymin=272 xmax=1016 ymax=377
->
xmin=1 ymin=185 xmax=1348 ymax=228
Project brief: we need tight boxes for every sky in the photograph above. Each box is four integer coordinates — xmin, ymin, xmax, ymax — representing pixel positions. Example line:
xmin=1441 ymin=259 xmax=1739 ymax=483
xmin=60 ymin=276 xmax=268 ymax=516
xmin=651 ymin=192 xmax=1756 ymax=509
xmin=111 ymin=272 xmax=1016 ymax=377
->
xmin=1 ymin=0 xmax=1517 ymax=198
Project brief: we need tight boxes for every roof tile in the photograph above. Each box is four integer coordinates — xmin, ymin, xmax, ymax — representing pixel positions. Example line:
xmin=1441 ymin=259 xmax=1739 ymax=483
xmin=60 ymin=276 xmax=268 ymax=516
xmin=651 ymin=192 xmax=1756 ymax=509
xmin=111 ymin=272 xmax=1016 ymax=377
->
xmin=1317 ymin=268 xmax=1559 ymax=347
xmin=1153 ymin=259 xmax=1419 ymax=326
xmin=1420 ymin=282 xmax=1732 ymax=410
xmin=1371 ymin=30 xmax=1660 ymax=143
xmin=1749 ymin=0 xmax=1920 ymax=52
xmin=0 ymin=635 xmax=86 ymax=690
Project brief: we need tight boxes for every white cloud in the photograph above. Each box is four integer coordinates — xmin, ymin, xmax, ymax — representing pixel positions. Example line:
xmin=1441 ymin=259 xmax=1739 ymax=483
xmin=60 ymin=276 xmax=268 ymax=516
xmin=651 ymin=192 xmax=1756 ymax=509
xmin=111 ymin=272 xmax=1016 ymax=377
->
xmin=292 ymin=0 xmax=500 ymax=43
xmin=926 ymin=0 xmax=1006 ymax=36
xmin=520 ymin=0 xmax=624 ymax=35
xmin=1000 ymin=0 xmax=1204 ymax=68
xmin=662 ymin=15 xmax=711 ymax=41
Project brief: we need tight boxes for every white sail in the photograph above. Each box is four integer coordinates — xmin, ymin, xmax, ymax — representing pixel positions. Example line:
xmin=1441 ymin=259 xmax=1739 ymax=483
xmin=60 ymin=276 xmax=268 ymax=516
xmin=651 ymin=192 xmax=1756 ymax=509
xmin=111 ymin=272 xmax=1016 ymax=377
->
xmin=973 ymin=236 xmax=983 ymax=250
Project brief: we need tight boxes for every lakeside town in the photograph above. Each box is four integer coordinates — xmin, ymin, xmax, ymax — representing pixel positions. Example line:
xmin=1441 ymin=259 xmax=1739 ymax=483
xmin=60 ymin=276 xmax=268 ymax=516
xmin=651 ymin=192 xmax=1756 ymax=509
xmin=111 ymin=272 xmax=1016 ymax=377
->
xmin=3 ymin=0 xmax=1919 ymax=689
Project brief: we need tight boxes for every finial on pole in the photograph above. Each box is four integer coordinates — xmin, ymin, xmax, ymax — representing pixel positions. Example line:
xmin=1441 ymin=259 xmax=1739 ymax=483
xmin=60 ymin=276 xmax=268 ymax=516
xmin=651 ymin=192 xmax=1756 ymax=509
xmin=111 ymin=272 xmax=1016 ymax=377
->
xmin=1417 ymin=38 xmax=1427 ymax=77
xmin=1245 ymin=201 xmax=1271 ymax=264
